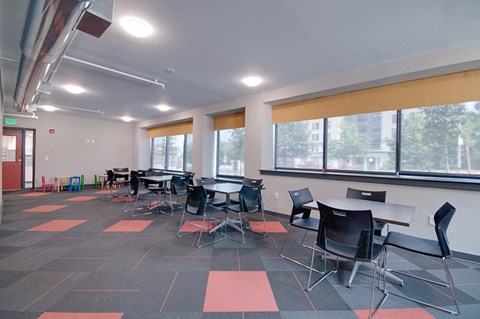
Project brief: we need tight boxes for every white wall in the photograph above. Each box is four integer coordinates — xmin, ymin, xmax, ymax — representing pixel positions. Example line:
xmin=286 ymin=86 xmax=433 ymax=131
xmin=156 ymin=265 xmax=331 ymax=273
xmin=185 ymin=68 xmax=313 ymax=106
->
xmin=135 ymin=44 xmax=480 ymax=256
xmin=14 ymin=112 xmax=134 ymax=186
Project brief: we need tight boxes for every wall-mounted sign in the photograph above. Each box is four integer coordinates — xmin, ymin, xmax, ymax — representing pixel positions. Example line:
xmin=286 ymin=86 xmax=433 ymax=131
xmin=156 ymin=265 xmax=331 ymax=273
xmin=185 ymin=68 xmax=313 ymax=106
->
xmin=4 ymin=118 xmax=16 ymax=125
xmin=49 ymin=129 xmax=55 ymax=134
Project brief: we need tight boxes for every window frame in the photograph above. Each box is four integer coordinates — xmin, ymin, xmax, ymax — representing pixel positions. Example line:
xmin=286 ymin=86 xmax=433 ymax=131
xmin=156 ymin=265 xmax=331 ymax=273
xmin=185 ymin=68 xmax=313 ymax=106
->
xmin=215 ymin=128 xmax=245 ymax=178
xmin=273 ymin=105 xmax=480 ymax=181
xmin=150 ymin=133 xmax=192 ymax=172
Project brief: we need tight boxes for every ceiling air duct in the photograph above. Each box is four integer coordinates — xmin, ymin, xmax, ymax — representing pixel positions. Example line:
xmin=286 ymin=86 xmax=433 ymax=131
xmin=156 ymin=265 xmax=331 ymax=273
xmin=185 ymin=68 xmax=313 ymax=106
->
xmin=14 ymin=0 xmax=113 ymax=113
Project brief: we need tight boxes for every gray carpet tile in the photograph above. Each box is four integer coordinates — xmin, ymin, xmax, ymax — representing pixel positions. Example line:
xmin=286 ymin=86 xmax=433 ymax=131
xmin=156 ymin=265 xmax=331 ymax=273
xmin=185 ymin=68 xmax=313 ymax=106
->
xmin=0 ymin=188 xmax=479 ymax=318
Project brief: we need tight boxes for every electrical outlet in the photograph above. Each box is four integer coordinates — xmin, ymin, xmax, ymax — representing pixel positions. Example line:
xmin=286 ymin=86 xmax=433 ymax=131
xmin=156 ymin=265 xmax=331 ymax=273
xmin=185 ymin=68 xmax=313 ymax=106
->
xmin=274 ymin=192 xmax=279 ymax=200
xmin=428 ymin=215 xmax=435 ymax=226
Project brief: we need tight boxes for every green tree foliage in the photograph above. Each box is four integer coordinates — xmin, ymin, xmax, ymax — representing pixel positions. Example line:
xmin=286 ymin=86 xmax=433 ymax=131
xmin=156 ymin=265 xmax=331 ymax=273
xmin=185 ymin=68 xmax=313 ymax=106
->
xmin=328 ymin=121 xmax=370 ymax=168
xmin=422 ymin=104 xmax=466 ymax=172
xmin=276 ymin=121 xmax=311 ymax=167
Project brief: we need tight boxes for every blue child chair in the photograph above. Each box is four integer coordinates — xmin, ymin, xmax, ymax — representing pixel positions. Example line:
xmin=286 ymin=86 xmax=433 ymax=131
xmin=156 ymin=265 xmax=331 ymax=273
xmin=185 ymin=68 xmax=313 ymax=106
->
xmin=68 ymin=176 xmax=81 ymax=192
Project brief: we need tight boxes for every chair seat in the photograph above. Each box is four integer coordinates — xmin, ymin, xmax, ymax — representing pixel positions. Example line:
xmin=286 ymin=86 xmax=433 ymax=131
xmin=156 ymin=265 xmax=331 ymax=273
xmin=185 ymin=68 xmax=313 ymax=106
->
xmin=227 ymin=204 xmax=260 ymax=214
xmin=208 ymin=197 xmax=227 ymax=207
xmin=384 ymin=231 xmax=444 ymax=258
xmin=325 ymin=239 xmax=384 ymax=262
xmin=291 ymin=217 xmax=319 ymax=231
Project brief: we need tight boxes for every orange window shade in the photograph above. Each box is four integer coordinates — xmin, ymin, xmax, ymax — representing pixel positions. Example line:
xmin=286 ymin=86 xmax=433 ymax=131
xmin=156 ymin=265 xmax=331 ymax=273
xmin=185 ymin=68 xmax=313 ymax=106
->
xmin=213 ymin=112 xmax=245 ymax=130
xmin=147 ymin=121 xmax=193 ymax=138
xmin=272 ymin=69 xmax=480 ymax=124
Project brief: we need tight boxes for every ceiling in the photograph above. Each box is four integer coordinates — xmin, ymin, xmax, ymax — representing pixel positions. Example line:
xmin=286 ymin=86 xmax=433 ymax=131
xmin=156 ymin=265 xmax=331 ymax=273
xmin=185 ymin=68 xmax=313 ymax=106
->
xmin=2 ymin=0 xmax=480 ymax=122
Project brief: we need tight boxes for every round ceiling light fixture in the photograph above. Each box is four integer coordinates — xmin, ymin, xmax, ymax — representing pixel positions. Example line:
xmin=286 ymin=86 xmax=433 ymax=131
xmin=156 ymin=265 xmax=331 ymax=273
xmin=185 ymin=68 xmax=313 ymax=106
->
xmin=120 ymin=16 xmax=153 ymax=38
xmin=241 ymin=76 xmax=263 ymax=87
xmin=63 ymin=84 xmax=85 ymax=94
xmin=121 ymin=116 xmax=133 ymax=122
xmin=156 ymin=104 xmax=170 ymax=112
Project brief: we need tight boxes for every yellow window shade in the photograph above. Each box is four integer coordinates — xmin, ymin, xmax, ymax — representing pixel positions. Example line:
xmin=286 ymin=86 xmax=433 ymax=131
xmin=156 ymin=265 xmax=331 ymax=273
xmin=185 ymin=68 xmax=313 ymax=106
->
xmin=147 ymin=121 xmax=193 ymax=138
xmin=213 ymin=112 xmax=245 ymax=130
xmin=272 ymin=69 xmax=480 ymax=124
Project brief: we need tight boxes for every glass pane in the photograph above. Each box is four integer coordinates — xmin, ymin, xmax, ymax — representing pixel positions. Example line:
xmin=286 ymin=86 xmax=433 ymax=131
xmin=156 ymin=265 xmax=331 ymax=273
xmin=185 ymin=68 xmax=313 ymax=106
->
xmin=275 ymin=120 xmax=324 ymax=169
xmin=25 ymin=130 xmax=34 ymax=186
xmin=167 ymin=135 xmax=185 ymax=171
xmin=326 ymin=111 xmax=396 ymax=172
xmin=401 ymin=102 xmax=480 ymax=175
xmin=185 ymin=134 xmax=193 ymax=171
xmin=2 ymin=135 xmax=16 ymax=162
xmin=217 ymin=128 xmax=244 ymax=176
xmin=151 ymin=137 xmax=166 ymax=169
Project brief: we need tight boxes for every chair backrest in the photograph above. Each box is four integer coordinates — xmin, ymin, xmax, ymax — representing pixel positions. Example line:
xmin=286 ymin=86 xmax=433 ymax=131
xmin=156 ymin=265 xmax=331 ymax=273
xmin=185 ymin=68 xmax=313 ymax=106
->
xmin=70 ymin=176 xmax=80 ymax=184
xmin=197 ymin=177 xmax=215 ymax=185
xmin=42 ymin=176 xmax=46 ymax=184
xmin=113 ymin=167 xmax=128 ymax=173
xmin=316 ymin=201 xmax=374 ymax=261
xmin=288 ymin=188 xmax=314 ymax=222
xmin=129 ymin=174 xmax=142 ymax=195
xmin=171 ymin=175 xmax=188 ymax=194
xmin=346 ymin=187 xmax=386 ymax=203
xmin=243 ymin=177 xmax=263 ymax=186
xmin=239 ymin=185 xmax=262 ymax=212
xmin=185 ymin=185 xmax=208 ymax=215
xmin=434 ymin=202 xmax=456 ymax=258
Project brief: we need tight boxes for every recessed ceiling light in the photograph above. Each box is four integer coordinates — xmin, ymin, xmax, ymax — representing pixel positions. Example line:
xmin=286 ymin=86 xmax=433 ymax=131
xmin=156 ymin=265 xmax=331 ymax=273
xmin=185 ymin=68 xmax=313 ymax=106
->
xmin=121 ymin=116 xmax=133 ymax=122
xmin=63 ymin=84 xmax=85 ymax=94
xmin=242 ymin=76 xmax=263 ymax=87
xmin=40 ymin=105 xmax=57 ymax=112
xmin=120 ymin=16 xmax=153 ymax=38
xmin=156 ymin=104 xmax=170 ymax=112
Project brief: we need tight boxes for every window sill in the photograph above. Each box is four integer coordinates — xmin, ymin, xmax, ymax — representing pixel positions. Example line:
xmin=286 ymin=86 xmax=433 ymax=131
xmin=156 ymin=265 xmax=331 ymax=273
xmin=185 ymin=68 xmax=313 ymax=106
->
xmin=259 ymin=169 xmax=480 ymax=191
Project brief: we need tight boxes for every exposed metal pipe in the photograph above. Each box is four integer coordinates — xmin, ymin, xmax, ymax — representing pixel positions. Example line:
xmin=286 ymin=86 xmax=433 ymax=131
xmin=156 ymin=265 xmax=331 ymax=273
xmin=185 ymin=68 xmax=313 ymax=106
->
xmin=13 ymin=0 xmax=113 ymax=113
xmin=63 ymin=55 xmax=165 ymax=88
xmin=14 ymin=0 xmax=92 ymax=112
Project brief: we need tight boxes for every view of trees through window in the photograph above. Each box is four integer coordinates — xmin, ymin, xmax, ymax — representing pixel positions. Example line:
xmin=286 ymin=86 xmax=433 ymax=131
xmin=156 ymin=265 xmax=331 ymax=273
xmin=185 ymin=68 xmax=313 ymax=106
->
xmin=217 ymin=128 xmax=245 ymax=176
xmin=151 ymin=134 xmax=192 ymax=171
xmin=399 ymin=102 xmax=480 ymax=175
xmin=275 ymin=102 xmax=480 ymax=176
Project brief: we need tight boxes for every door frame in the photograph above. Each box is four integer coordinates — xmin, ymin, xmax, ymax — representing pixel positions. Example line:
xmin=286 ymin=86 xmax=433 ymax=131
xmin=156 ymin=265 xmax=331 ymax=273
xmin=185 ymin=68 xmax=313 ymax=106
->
xmin=2 ymin=127 xmax=36 ymax=190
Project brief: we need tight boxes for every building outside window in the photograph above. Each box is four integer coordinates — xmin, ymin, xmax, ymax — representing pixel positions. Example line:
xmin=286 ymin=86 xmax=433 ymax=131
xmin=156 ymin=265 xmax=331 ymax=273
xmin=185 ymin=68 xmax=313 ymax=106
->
xmin=216 ymin=128 xmax=245 ymax=176
xmin=275 ymin=119 xmax=324 ymax=169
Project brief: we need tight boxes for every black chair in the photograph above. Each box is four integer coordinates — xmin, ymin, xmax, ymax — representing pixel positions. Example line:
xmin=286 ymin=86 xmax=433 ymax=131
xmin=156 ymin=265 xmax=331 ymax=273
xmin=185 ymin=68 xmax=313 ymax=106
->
xmin=102 ymin=169 xmax=129 ymax=199
xmin=226 ymin=185 xmax=267 ymax=244
xmin=307 ymin=202 xmax=388 ymax=319
xmin=280 ymin=188 xmax=321 ymax=272
xmin=346 ymin=187 xmax=387 ymax=287
xmin=383 ymin=202 xmax=459 ymax=315
xmin=177 ymin=185 xmax=226 ymax=248
xmin=196 ymin=177 xmax=227 ymax=207
xmin=162 ymin=175 xmax=189 ymax=215
xmin=123 ymin=173 xmax=155 ymax=217
xmin=230 ymin=177 xmax=263 ymax=204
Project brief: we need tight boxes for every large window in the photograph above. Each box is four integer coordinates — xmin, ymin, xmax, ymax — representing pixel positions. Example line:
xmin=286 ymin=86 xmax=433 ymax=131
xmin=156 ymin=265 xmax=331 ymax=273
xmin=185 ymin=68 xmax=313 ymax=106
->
xmin=274 ymin=102 xmax=480 ymax=177
xmin=216 ymin=128 xmax=245 ymax=176
xmin=400 ymin=102 xmax=480 ymax=175
xmin=151 ymin=134 xmax=192 ymax=171
xmin=326 ymin=111 xmax=396 ymax=172
xmin=275 ymin=119 xmax=324 ymax=169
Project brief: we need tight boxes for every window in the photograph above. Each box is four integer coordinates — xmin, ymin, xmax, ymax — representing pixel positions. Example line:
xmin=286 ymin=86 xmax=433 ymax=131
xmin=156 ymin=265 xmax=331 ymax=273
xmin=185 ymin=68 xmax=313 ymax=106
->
xmin=400 ymin=102 xmax=480 ymax=175
xmin=326 ymin=112 xmax=396 ymax=172
xmin=274 ymin=102 xmax=480 ymax=177
xmin=216 ymin=128 xmax=245 ymax=176
xmin=151 ymin=134 xmax=192 ymax=171
xmin=275 ymin=119 xmax=324 ymax=169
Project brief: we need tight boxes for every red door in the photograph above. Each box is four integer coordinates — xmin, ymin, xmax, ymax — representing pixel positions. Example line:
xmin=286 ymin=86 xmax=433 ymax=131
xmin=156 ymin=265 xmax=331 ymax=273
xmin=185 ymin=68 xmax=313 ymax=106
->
xmin=2 ymin=129 xmax=23 ymax=190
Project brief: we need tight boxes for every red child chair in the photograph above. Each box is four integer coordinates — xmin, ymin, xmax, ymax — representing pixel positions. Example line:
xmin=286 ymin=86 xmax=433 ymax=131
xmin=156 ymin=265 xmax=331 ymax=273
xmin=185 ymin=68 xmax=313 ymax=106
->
xmin=42 ymin=176 xmax=55 ymax=192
